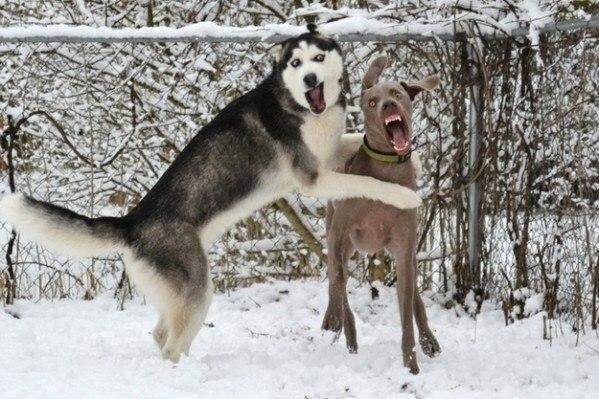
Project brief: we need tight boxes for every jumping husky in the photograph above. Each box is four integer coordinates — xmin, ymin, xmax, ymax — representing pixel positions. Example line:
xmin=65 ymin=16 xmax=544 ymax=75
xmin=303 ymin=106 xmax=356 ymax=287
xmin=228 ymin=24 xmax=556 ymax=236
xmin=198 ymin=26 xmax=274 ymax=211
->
xmin=0 ymin=26 xmax=421 ymax=362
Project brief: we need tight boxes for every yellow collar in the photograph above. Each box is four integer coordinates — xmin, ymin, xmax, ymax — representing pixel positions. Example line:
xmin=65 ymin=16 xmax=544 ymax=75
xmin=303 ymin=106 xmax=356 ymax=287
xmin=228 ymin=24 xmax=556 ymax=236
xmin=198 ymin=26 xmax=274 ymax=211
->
xmin=361 ymin=137 xmax=411 ymax=164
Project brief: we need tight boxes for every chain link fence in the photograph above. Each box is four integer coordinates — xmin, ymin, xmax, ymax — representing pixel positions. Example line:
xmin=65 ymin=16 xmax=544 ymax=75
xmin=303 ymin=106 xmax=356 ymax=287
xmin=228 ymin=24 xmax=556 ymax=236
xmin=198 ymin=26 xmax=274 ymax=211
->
xmin=0 ymin=5 xmax=597 ymax=332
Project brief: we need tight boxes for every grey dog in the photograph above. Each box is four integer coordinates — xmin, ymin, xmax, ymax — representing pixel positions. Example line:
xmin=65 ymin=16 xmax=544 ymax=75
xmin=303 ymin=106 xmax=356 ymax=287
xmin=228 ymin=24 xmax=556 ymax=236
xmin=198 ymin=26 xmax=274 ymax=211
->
xmin=0 ymin=28 xmax=422 ymax=362
xmin=322 ymin=55 xmax=441 ymax=374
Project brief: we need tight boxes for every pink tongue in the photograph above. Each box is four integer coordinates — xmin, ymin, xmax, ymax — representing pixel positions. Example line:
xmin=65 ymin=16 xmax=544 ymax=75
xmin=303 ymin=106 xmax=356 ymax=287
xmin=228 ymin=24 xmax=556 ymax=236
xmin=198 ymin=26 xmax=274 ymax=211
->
xmin=390 ymin=126 xmax=410 ymax=154
xmin=308 ymin=86 xmax=324 ymax=109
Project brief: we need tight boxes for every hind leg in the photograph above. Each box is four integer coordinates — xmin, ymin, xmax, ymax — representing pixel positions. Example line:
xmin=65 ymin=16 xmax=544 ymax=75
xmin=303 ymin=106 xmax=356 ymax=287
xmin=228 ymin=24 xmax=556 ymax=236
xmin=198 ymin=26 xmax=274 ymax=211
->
xmin=390 ymin=240 xmax=419 ymax=374
xmin=322 ymin=225 xmax=357 ymax=352
xmin=153 ymin=315 xmax=168 ymax=349
xmin=158 ymin=250 xmax=213 ymax=362
xmin=124 ymin=253 xmax=177 ymax=354
xmin=414 ymin=291 xmax=441 ymax=357
xmin=180 ymin=287 xmax=213 ymax=355
xmin=161 ymin=280 xmax=213 ymax=361
xmin=160 ymin=304 xmax=187 ymax=362
xmin=124 ymin=223 xmax=213 ymax=362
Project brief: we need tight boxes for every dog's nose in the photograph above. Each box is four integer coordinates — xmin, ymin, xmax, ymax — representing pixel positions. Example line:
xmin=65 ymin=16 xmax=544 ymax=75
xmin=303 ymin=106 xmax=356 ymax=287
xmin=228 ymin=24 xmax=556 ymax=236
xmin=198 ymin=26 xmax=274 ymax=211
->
xmin=382 ymin=100 xmax=397 ymax=111
xmin=303 ymin=73 xmax=318 ymax=88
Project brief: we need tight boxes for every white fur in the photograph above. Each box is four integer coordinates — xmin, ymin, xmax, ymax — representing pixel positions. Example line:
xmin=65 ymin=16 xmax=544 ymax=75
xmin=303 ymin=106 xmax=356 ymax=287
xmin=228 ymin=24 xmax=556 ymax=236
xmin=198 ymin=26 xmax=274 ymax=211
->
xmin=123 ymin=250 xmax=178 ymax=316
xmin=301 ymin=169 xmax=422 ymax=209
xmin=0 ymin=193 xmax=120 ymax=258
xmin=281 ymin=42 xmax=343 ymax=115
xmin=335 ymin=133 xmax=365 ymax=169
xmin=301 ymin=104 xmax=346 ymax=168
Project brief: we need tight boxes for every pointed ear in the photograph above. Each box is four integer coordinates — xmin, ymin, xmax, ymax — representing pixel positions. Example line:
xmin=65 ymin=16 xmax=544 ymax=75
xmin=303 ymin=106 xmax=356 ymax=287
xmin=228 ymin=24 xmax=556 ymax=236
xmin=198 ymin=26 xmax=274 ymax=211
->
xmin=401 ymin=75 xmax=440 ymax=100
xmin=362 ymin=54 xmax=388 ymax=92
xmin=268 ymin=42 xmax=285 ymax=64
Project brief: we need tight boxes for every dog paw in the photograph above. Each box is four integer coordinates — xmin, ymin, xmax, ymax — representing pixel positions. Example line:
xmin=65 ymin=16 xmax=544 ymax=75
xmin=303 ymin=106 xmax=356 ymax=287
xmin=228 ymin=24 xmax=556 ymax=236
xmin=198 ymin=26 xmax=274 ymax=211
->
xmin=161 ymin=346 xmax=182 ymax=363
xmin=403 ymin=351 xmax=420 ymax=375
xmin=346 ymin=339 xmax=358 ymax=354
xmin=419 ymin=333 xmax=441 ymax=358
xmin=393 ymin=186 xmax=422 ymax=209
xmin=321 ymin=309 xmax=342 ymax=332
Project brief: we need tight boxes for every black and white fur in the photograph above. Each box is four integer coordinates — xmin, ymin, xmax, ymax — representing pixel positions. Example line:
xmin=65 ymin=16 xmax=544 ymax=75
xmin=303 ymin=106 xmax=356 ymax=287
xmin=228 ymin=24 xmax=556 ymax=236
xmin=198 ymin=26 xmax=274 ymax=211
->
xmin=0 ymin=29 xmax=421 ymax=362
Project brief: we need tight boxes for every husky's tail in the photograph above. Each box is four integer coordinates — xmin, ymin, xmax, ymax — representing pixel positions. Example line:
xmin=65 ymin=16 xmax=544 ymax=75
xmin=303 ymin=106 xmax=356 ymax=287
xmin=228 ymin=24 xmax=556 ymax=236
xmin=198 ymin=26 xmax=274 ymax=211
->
xmin=0 ymin=193 xmax=127 ymax=258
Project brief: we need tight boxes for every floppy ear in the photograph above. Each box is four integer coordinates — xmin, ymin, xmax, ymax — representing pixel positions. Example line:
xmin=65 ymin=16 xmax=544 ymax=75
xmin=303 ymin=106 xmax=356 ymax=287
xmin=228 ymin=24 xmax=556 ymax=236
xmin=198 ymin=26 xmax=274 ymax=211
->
xmin=362 ymin=54 xmax=388 ymax=92
xmin=401 ymin=75 xmax=440 ymax=100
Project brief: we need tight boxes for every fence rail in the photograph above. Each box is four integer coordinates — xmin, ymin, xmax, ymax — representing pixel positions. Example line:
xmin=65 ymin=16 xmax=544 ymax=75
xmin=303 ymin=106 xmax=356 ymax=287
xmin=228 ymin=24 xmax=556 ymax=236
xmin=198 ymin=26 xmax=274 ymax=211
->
xmin=0 ymin=16 xmax=597 ymax=43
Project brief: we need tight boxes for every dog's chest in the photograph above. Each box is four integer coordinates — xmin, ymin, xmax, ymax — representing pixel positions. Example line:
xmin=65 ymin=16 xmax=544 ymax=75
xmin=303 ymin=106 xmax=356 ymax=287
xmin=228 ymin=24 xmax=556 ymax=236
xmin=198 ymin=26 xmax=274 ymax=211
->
xmin=300 ymin=106 xmax=345 ymax=166
xmin=348 ymin=151 xmax=416 ymax=188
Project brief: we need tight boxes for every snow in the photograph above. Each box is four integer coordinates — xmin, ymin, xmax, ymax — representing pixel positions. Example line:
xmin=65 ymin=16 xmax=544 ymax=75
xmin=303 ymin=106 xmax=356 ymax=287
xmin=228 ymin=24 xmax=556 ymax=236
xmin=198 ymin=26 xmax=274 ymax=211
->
xmin=0 ymin=22 xmax=305 ymax=42
xmin=524 ymin=293 xmax=546 ymax=317
xmin=0 ymin=12 xmax=591 ymax=43
xmin=519 ymin=0 xmax=553 ymax=63
xmin=0 ymin=182 xmax=9 ymax=197
xmin=1 ymin=280 xmax=597 ymax=399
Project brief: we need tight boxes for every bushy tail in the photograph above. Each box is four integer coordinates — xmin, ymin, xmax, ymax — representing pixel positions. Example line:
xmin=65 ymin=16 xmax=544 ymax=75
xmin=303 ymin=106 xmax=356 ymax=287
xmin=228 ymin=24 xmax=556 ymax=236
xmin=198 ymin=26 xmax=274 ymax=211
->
xmin=0 ymin=193 xmax=126 ymax=258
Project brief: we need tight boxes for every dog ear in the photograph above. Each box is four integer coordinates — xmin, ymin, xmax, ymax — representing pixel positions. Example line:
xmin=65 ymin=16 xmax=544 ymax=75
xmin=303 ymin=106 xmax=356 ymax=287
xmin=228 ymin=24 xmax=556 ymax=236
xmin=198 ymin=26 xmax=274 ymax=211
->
xmin=401 ymin=75 xmax=440 ymax=100
xmin=362 ymin=54 xmax=388 ymax=92
xmin=268 ymin=42 xmax=285 ymax=64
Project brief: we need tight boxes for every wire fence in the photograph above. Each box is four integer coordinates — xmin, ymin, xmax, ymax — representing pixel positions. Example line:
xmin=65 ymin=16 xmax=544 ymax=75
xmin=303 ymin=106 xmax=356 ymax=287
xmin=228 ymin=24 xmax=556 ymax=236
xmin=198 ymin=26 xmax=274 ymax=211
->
xmin=0 ymin=10 xmax=597 ymax=332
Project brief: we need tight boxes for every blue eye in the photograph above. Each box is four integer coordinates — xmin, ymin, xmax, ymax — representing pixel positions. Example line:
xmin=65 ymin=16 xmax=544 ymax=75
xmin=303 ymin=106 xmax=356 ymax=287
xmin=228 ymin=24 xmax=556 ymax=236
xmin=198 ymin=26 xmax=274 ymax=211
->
xmin=314 ymin=54 xmax=325 ymax=62
xmin=291 ymin=59 xmax=301 ymax=67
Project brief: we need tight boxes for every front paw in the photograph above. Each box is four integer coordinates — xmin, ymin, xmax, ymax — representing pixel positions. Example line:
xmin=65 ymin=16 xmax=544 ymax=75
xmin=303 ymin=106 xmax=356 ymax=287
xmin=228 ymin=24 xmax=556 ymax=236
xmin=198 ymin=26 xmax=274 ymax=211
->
xmin=393 ymin=186 xmax=422 ymax=209
xmin=403 ymin=351 xmax=420 ymax=375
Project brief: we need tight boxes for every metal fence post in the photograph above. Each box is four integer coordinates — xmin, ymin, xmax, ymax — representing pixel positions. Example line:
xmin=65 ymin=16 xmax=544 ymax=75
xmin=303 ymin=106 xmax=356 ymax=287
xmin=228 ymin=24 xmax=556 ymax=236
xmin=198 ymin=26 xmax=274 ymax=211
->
xmin=467 ymin=40 xmax=483 ymax=290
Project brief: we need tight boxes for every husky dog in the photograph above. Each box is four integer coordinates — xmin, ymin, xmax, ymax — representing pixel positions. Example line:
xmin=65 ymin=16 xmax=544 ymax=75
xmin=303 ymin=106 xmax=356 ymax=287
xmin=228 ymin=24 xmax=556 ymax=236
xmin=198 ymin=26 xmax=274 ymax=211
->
xmin=0 ymin=27 xmax=421 ymax=363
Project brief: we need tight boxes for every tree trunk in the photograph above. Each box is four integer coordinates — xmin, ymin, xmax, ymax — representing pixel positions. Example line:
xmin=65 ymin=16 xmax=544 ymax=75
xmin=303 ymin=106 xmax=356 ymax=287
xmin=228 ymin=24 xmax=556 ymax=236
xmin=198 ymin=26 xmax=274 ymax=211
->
xmin=3 ymin=116 xmax=18 ymax=304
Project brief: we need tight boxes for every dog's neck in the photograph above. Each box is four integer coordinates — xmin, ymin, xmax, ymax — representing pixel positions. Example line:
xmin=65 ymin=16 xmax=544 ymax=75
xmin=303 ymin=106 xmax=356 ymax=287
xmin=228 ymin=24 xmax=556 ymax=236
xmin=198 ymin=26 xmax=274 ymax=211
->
xmin=346 ymin=132 xmax=416 ymax=189
xmin=362 ymin=136 xmax=412 ymax=164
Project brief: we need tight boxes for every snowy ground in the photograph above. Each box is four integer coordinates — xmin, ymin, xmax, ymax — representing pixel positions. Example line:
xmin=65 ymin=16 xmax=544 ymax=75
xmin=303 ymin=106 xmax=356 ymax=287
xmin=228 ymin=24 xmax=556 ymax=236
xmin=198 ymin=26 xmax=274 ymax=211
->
xmin=1 ymin=280 xmax=597 ymax=399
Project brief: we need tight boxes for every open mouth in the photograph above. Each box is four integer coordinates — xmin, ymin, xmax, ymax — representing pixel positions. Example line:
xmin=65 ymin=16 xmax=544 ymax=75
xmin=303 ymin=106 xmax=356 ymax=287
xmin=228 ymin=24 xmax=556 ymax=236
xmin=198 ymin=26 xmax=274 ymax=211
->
xmin=305 ymin=82 xmax=326 ymax=114
xmin=384 ymin=113 xmax=411 ymax=155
